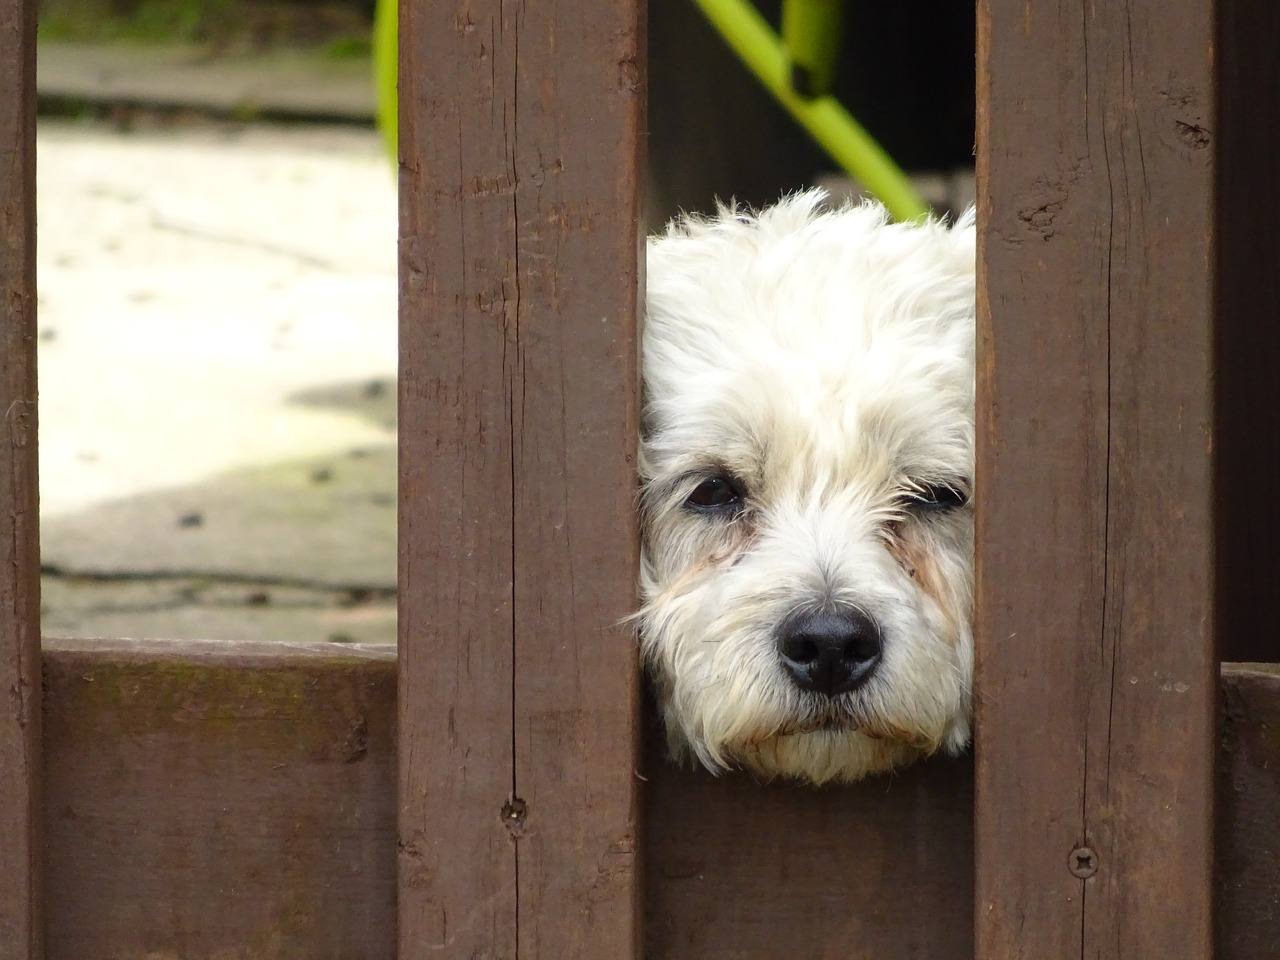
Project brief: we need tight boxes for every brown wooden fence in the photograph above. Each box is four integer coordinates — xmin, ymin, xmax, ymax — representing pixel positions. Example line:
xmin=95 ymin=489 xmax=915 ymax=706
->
xmin=3 ymin=0 xmax=1280 ymax=958
xmin=1 ymin=0 xmax=41 ymax=952
xmin=977 ymin=4 xmax=1219 ymax=955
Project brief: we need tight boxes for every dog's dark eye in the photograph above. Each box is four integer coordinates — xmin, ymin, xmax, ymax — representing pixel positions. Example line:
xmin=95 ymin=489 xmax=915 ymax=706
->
xmin=901 ymin=481 xmax=968 ymax=512
xmin=685 ymin=475 xmax=745 ymax=512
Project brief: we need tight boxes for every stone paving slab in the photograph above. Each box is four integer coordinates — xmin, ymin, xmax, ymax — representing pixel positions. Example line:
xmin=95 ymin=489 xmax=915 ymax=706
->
xmin=31 ymin=110 xmax=973 ymax=646
xmin=38 ymin=42 xmax=375 ymax=120
xmin=42 ymin=435 xmax=396 ymax=585
xmin=36 ymin=118 xmax=398 ymax=643
xmin=41 ymin=575 xmax=396 ymax=645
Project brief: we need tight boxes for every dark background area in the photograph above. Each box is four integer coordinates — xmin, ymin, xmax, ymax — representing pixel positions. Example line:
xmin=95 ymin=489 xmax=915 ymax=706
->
xmin=649 ymin=0 xmax=976 ymax=217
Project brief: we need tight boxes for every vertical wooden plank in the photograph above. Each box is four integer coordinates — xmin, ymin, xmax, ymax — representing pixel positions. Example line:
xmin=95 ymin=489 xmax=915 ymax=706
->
xmin=1216 ymin=0 xmax=1280 ymax=664
xmin=397 ymin=0 xmax=518 ymax=952
xmin=0 ymin=0 xmax=41 ymax=953
xmin=507 ymin=4 xmax=644 ymax=959
xmin=975 ymin=2 xmax=1216 ymax=958
xmin=397 ymin=1 xmax=644 ymax=958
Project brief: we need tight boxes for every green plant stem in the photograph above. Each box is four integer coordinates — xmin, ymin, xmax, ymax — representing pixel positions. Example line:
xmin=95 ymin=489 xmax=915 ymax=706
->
xmin=781 ymin=0 xmax=843 ymax=96
xmin=692 ymin=0 xmax=929 ymax=221
xmin=372 ymin=0 xmax=397 ymax=164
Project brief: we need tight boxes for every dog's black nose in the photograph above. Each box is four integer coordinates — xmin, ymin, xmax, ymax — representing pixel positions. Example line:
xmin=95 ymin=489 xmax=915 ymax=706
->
xmin=777 ymin=609 xmax=881 ymax=696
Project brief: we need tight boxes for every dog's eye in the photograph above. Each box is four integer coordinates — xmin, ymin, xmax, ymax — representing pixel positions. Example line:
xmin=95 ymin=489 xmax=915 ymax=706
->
xmin=685 ymin=475 xmax=745 ymax=512
xmin=901 ymin=481 xmax=968 ymax=512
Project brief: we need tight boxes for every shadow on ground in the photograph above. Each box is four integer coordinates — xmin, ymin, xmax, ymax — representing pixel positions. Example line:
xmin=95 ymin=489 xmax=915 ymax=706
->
xmin=41 ymin=378 xmax=397 ymax=645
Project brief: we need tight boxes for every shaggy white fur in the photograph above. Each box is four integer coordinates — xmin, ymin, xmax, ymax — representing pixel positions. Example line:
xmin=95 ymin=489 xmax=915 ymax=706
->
xmin=639 ymin=191 xmax=976 ymax=785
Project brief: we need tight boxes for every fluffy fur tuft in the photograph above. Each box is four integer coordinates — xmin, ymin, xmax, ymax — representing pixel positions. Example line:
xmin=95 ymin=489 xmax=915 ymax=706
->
xmin=639 ymin=190 xmax=976 ymax=785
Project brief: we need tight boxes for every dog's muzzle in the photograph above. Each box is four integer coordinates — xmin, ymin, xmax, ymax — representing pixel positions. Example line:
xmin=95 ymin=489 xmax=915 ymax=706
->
xmin=777 ymin=607 xmax=882 ymax=696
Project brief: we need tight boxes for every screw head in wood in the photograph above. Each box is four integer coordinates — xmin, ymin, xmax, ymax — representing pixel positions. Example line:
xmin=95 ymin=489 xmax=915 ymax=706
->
xmin=1069 ymin=846 xmax=1098 ymax=879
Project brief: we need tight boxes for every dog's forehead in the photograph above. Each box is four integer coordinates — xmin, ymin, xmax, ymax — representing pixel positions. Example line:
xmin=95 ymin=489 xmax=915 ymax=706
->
xmin=657 ymin=349 xmax=971 ymax=490
xmin=646 ymin=288 xmax=973 ymax=480
xmin=643 ymin=196 xmax=975 ymax=487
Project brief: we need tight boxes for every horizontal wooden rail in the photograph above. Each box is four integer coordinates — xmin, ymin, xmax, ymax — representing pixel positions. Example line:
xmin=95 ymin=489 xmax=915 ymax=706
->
xmin=42 ymin=639 xmax=397 ymax=959
xmin=33 ymin=639 xmax=1280 ymax=960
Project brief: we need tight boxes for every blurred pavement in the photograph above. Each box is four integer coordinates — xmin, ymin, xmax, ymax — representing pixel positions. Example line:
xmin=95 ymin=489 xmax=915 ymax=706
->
xmin=37 ymin=117 xmax=399 ymax=645
xmin=31 ymin=44 xmax=974 ymax=647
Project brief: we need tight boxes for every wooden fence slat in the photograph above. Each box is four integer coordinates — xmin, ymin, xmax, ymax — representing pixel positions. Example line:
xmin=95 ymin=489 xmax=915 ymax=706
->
xmin=396 ymin=1 xmax=519 ymax=952
xmin=30 ymin=640 xmax=1280 ymax=959
xmin=506 ymin=6 xmax=644 ymax=958
xmin=397 ymin=2 xmax=644 ymax=958
xmin=975 ymin=3 xmax=1216 ymax=958
xmin=0 ymin=0 xmax=41 ymax=951
xmin=42 ymin=639 xmax=396 ymax=960
xmin=644 ymin=746 xmax=974 ymax=959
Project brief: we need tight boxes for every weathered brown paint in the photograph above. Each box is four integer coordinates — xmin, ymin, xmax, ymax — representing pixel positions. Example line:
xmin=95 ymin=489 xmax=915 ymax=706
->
xmin=34 ymin=644 xmax=1280 ymax=959
xmin=643 ymin=727 xmax=974 ymax=959
xmin=0 ymin=0 xmax=41 ymax=952
xmin=976 ymin=2 xmax=1216 ymax=957
xmin=396 ymin=0 xmax=644 ymax=958
xmin=43 ymin=639 xmax=396 ymax=960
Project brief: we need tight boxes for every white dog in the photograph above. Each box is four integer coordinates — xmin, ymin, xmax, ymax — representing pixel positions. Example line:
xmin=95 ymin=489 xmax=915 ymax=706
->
xmin=639 ymin=191 xmax=975 ymax=785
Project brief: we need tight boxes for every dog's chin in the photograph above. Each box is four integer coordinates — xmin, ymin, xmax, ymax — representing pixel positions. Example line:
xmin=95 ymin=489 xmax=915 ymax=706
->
xmin=687 ymin=703 xmax=952 ymax=785
xmin=722 ymin=726 xmax=925 ymax=786
xmin=663 ymin=681 xmax=968 ymax=785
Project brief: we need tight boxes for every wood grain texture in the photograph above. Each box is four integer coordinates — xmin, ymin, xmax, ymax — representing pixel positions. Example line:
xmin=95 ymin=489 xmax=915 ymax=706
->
xmin=1216 ymin=1 xmax=1280 ymax=664
xmin=396 ymin=0 xmax=519 ymax=952
xmin=397 ymin=1 xmax=644 ymax=958
xmin=644 ymin=732 xmax=974 ymax=960
xmin=506 ymin=4 xmax=644 ymax=957
xmin=0 ymin=0 xmax=41 ymax=952
xmin=975 ymin=2 xmax=1216 ymax=958
xmin=42 ymin=639 xmax=396 ymax=960
xmin=31 ymin=643 xmax=1280 ymax=959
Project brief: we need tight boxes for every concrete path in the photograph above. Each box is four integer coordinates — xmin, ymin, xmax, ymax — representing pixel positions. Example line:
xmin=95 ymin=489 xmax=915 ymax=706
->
xmin=31 ymin=44 xmax=975 ymax=647
xmin=38 ymin=42 xmax=375 ymax=121
xmin=37 ymin=118 xmax=398 ymax=644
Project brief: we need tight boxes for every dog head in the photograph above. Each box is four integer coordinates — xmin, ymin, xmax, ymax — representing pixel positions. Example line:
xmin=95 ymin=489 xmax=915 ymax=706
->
xmin=639 ymin=192 xmax=975 ymax=785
